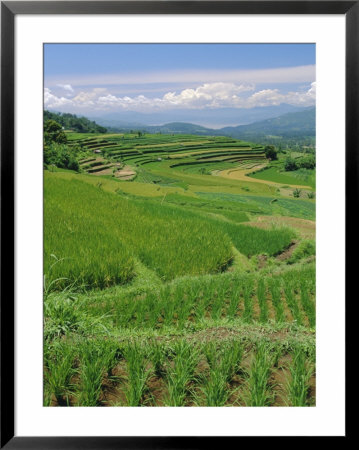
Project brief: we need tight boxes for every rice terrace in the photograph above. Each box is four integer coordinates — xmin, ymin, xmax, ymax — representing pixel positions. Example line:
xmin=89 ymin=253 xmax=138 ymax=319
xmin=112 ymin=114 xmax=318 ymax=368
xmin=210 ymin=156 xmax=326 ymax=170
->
xmin=44 ymin=43 xmax=316 ymax=408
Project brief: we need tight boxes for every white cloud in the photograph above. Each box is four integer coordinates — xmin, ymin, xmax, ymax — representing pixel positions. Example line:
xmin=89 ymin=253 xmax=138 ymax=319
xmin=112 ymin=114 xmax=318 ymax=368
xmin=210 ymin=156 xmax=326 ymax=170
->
xmin=57 ymin=84 xmax=74 ymax=93
xmin=245 ymin=82 xmax=316 ymax=108
xmin=72 ymin=91 xmax=98 ymax=107
xmin=44 ymin=81 xmax=316 ymax=113
xmin=159 ymin=83 xmax=254 ymax=108
xmin=44 ymin=88 xmax=72 ymax=108
xmin=93 ymin=82 xmax=315 ymax=110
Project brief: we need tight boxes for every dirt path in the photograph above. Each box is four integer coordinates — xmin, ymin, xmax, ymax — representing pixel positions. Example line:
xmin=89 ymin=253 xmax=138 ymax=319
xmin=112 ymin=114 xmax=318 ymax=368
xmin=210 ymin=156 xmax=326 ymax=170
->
xmin=276 ymin=241 xmax=299 ymax=261
xmin=216 ymin=165 xmax=311 ymax=189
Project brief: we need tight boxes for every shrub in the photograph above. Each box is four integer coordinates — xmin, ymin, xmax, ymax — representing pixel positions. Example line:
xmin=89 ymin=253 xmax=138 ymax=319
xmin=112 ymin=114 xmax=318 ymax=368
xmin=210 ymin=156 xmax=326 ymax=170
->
xmin=44 ymin=143 xmax=80 ymax=171
xmin=284 ymin=157 xmax=298 ymax=171
xmin=264 ymin=145 xmax=278 ymax=160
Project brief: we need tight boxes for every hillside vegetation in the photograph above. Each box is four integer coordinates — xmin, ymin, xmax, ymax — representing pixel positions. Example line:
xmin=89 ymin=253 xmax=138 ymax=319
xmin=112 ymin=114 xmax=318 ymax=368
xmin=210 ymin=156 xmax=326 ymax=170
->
xmin=44 ymin=110 xmax=107 ymax=134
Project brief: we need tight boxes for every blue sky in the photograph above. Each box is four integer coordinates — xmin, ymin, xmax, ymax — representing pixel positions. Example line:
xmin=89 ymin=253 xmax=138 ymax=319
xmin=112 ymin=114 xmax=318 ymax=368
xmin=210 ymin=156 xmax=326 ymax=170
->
xmin=44 ymin=43 xmax=316 ymax=117
xmin=45 ymin=44 xmax=315 ymax=75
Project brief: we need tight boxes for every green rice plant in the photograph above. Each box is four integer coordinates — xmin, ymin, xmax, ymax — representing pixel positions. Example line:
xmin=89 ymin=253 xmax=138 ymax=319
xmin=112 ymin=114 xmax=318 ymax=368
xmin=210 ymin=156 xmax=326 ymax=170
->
xmin=44 ymin=177 xmax=136 ymax=289
xmin=193 ymin=286 xmax=207 ymax=321
xmin=165 ymin=341 xmax=199 ymax=406
xmin=211 ymin=280 xmax=230 ymax=320
xmin=44 ymin=341 xmax=76 ymax=405
xmin=201 ymin=341 xmax=243 ymax=406
xmin=215 ymin=221 xmax=295 ymax=258
xmin=145 ymin=291 xmax=163 ymax=329
xmin=203 ymin=341 xmax=217 ymax=370
xmin=114 ymin=295 xmax=138 ymax=328
xmin=283 ymin=281 xmax=303 ymax=326
xmin=243 ymin=278 xmax=254 ymax=323
xmin=299 ymin=281 xmax=315 ymax=328
xmin=220 ymin=341 xmax=243 ymax=382
xmin=183 ymin=279 xmax=205 ymax=320
xmin=134 ymin=297 xmax=147 ymax=326
xmin=287 ymin=348 xmax=314 ymax=406
xmin=201 ymin=277 xmax=216 ymax=314
xmin=211 ymin=290 xmax=224 ymax=321
xmin=123 ymin=343 xmax=152 ymax=406
xmin=197 ymin=191 xmax=314 ymax=221
xmin=200 ymin=368 xmax=230 ymax=407
xmin=268 ymin=278 xmax=285 ymax=323
xmin=159 ymin=286 xmax=175 ymax=326
xmin=77 ymin=340 xmax=109 ymax=406
xmin=227 ymin=283 xmax=241 ymax=320
xmin=101 ymin=340 xmax=120 ymax=378
xmin=175 ymin=287 xmax=195 ymax=328
xmin=200 ymin=341 xmax=243 ymax=406
xmin=148 ymin=340 xmax=167 ymax=377
xmin=257 ymin=279 xmax=269 ymax=323
xmin=45 ymin=173 xmax=234 ymax=287
xmin=245 ymin=342 xmax=273 ymax=406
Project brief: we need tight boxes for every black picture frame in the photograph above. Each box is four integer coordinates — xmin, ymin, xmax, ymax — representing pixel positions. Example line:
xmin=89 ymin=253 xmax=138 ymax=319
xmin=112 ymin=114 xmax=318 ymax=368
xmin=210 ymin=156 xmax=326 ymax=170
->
xmin=1 ymin=1 xmax=354 ymax=447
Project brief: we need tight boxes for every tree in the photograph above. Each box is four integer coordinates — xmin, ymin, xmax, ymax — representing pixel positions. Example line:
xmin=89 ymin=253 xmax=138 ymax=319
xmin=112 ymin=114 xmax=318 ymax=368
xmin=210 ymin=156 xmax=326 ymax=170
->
xmin=44 ymin=119 xmax=67 ymax=145
xmin=43 ymin=119 xmax=81 ymax=172
xmin=264 ymin=145 xmax=278 ymax=160
xmin=298 ymin=155 xmax=315 ymax=169
xmin=44 ymin=110 xmax=107 ymax=134
xmin=284 ymin=156 xmax=298 ymax=171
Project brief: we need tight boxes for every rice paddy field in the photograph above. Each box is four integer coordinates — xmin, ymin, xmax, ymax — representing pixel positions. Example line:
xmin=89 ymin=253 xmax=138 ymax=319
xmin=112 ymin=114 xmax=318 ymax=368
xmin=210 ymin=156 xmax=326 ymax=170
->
xmin=44 ymin=132 xmax=316 ymax=407
xmin=249 ymin=166 xmax=316 ymax=189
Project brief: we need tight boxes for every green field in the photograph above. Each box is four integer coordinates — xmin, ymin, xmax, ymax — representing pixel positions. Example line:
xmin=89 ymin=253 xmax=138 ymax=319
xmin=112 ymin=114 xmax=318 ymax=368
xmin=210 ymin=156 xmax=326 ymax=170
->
xmin=249 ymin=166 xmax=316 ymax=189
xmin=44 ymin=131 xmax=316 ymax=407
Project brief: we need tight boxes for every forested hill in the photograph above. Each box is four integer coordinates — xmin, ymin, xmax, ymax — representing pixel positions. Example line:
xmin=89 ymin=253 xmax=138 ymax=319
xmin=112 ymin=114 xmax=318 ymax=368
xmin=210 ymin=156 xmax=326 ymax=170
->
xmin=44 ymin=110 xmax=107 ymax=134
xmin=95 ymin=107 xmax=315 ymax=140
xmin=139 ymin=108 xmax=315 ymax=147
xmin=219 ymin=107 xmax=315 ymax=139
xmin=145 ymin=108 xmax=315 ymax=140
xmin=146 ymin=122 xmax=213 ymax=135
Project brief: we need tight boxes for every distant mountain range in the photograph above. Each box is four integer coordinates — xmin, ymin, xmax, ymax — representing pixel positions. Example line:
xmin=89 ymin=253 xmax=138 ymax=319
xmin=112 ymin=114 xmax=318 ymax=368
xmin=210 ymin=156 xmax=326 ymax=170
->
xmin=89 ymin=104 xmax=307 ymax=129
xmin=99 ymin=107 xmax=315 ymax=145
xmin=218 ymin=107 xmax=316 ymax=140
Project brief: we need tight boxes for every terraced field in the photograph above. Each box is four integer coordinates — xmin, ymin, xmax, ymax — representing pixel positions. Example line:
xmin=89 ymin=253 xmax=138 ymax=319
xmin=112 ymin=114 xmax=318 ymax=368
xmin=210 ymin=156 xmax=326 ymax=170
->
xmin=70 ymin=133 xmax=267 ymax=180
xmin=44 ymin=131 xmax=316 ymax=407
